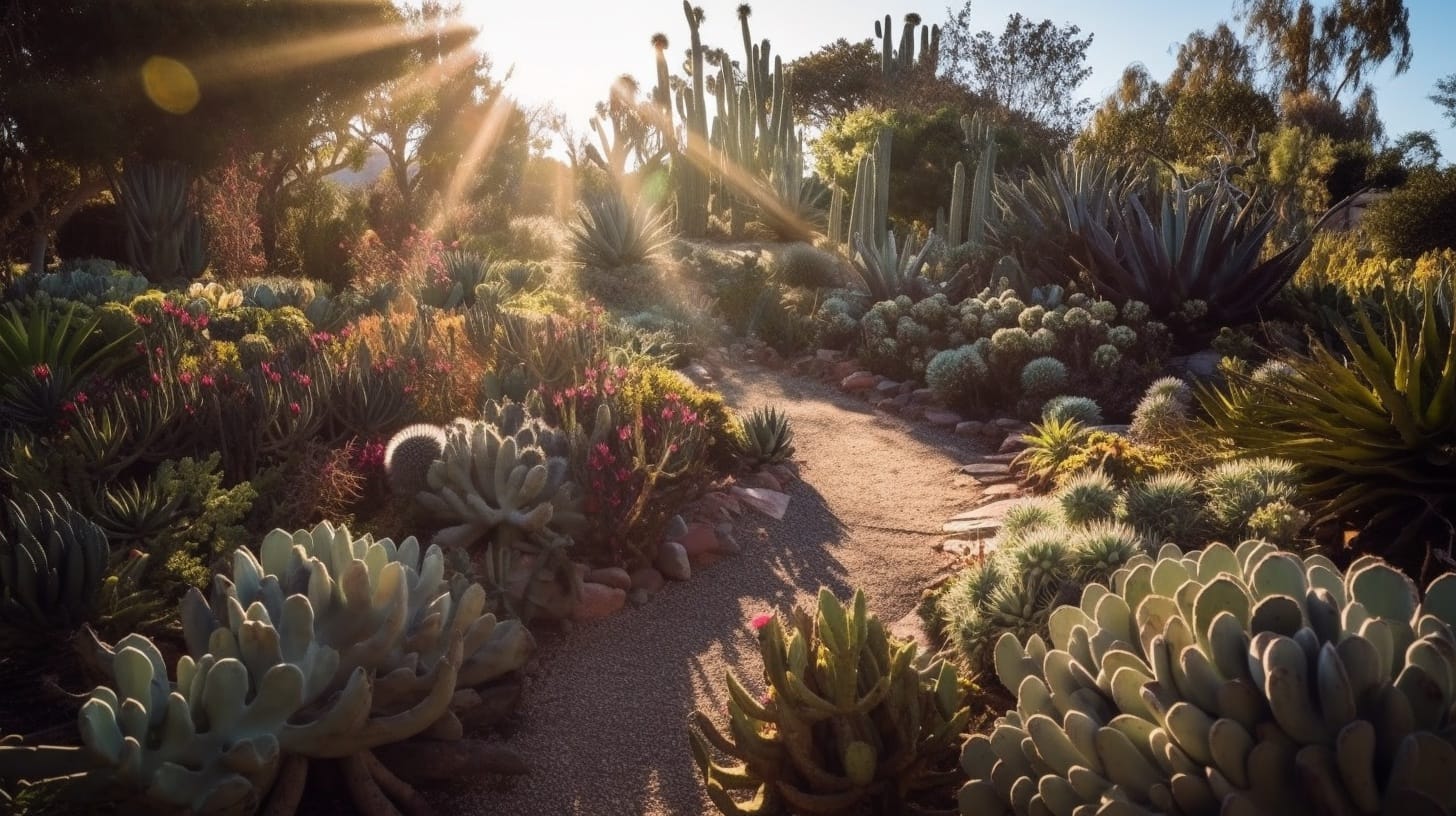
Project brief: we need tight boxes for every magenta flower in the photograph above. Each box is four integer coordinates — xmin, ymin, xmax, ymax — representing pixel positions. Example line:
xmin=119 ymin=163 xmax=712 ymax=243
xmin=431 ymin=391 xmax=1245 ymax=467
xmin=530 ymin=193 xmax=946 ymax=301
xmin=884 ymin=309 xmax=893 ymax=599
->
xmin=750 ymin=613 xmax=772 ymax=631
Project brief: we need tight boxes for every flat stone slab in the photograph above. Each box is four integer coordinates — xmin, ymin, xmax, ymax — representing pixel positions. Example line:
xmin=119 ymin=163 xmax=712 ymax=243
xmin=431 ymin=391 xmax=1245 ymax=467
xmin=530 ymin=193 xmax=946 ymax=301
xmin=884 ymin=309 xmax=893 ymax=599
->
xmin=942 ymin=517 xmax=1004 ymax=535
xmin=924 ymin=409 xmax=963 ymax=427
xmin=979 ymin=452 xmax=1020 ymax=464
xmin=949 ymin=498 xmax=1024 ymax=522
xmin=959 ymin=462 xmax=1012 ymax=477
xmin=975 ymin=482 xmax=1022 ymax=500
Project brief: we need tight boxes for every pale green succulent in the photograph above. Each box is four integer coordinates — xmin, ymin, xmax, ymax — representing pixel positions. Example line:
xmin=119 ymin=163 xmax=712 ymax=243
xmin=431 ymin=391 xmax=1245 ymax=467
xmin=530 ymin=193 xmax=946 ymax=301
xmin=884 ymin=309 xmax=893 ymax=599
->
xmin=1121 ymin=299 xmax=1151 ymax=323
xmin=1129 ymin=391 xmax=1191 ymax=447
xmin=1123 ymin=471 xmax=1208 ymax=545
xmin=1092 ymin=344 xmax=1122 ymax=370
xmin=1201 ymin=458 xmax=1301 ymax=542
xmin=1000 ymin=498 xmax=1065 ymax=543
xmin=1042 ymin=395 xmax=1104 ymax=427
xmin=1019 ymin=305 xmax=1047 ymax=332
xmin=1029 ymin=327 xmax=1059 ymax=355
xmin=1056 ymin=470 xmax=1122 ymax=526
xmin=1063 ymin=307 xmax=1092 ymax=329
xmin=1089 ymin=300 xmax=1119 ymax=322
xmin=1021 ymin=357 xmax=1070 ymax=399
xmin=1068 ymin=520 xmax=1144 ymax=582
xmin=1107 ymin=324 xmax=1138 ymax=350
xmin=959 ymin=542 xmax=1456 ymax=816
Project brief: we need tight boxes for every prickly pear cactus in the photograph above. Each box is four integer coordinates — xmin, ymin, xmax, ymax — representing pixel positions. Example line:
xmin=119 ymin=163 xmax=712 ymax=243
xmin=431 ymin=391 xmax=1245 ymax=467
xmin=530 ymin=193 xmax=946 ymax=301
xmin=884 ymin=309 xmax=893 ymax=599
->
xmin=959 ymin=540 xmax=1456 ymax=815
xmin=691 ymin=589 xmax=969 ymax=815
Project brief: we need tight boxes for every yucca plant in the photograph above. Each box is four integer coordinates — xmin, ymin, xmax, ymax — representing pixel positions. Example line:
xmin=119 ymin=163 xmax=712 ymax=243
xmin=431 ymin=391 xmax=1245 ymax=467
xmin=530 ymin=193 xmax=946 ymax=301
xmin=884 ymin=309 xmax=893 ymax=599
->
xmin=732 ymin=406 xmax=795 ymax=467
xmin=1200 ymin=274 xmax=1456 ymax=579
xmin=568 ymin=191 xmax=673 ymax=270
xmin=850 ymin=229 xmax=951 ymax=301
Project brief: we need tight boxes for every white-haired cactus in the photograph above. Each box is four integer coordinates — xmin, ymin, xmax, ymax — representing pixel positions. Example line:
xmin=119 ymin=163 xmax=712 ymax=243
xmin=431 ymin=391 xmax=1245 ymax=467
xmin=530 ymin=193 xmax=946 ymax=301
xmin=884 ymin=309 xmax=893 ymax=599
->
xmin=959 ymin=541 xmax=1456 ymax=815
xmin=1020 ymin=357 xmax=1070 ymax=399
xmin=383 ymin=423 xmax=447 ymax=498
xmin=0 ymin=522 xmax=533 ymax=815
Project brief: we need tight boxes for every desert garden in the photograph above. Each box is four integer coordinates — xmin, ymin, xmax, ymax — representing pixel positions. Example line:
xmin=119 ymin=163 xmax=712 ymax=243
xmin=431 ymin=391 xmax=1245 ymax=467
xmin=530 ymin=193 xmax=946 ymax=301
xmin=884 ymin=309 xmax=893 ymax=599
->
xmin=2 ymin=1 xmax=1456 ymax=814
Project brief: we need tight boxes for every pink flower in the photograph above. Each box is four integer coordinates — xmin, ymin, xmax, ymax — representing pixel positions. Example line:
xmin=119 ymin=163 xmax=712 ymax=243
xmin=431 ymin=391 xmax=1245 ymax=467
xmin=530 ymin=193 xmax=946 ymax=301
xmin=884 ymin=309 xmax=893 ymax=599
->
xmin=289 ymin=402 xmax=301 ymax=416
xmin=750 ymin=614 xmax=772 ymax=631
xmin=30 ymin=363 xmax=50 ymax=381
xmin=200 ymin=375 xmax=214 ymax=388
xmin=179 ymin=372 xmax=194 ymax=386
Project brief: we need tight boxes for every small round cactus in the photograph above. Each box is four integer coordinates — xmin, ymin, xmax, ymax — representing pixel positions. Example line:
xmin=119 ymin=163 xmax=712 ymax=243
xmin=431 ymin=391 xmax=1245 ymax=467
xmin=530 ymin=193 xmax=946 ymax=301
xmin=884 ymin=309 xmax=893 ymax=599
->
xmin=926 ymin=345 xmax=988 ymax=403
xmin=1019 ymin=356 xmax=1069 ymax=398
xmin=1041 ymin=395 xmax=1103 ymax=426
xmin=1144 ymin=374 xmax=1193 ymax=405
xmin=1029 ymin=327 xmax=1058 ymax=355
xmin=383 ymin=423 xmax=447 ymax=497
xmin=1062 ymin=306 xmax=1091 ymax=329
xmin=1091 ymin=343 xmax=1121 ymax=370
xmin=999 ymin=497 xmax=1063 ymax=543
xmin=1056 ymin=469 xmax=1121 ymax=525
xmin=1129 ymin=390 xmax=1190 ymax=445
xmin=1201 ymin=457 xmax=1301 ymax=541
xmin=1088 ymin=300 xmax=1118 ymax=322
xmin=1017 ymin=305 xmax=1046 ymax=332
xmin=1120 ymin=298 xmax=1150 ymax=323
xmin=1252 ymin=359 xmax=1299 ymax=384
xmin=1106 ymin=324 xmax=1137 ymax=350
xmin=1040 ymin=308 xmax=1065 ymax=332
xmin=1123 ymin=471 xmax=1207 ymax=545
xmin=1068 ymin=519 xmax=1143 ymax=580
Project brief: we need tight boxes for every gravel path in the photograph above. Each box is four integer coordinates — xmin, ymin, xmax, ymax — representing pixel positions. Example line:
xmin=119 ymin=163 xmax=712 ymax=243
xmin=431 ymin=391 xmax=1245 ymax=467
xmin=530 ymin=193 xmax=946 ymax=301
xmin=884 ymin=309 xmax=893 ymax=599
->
xmin=436 ymin=362 xmax=989 ymax=815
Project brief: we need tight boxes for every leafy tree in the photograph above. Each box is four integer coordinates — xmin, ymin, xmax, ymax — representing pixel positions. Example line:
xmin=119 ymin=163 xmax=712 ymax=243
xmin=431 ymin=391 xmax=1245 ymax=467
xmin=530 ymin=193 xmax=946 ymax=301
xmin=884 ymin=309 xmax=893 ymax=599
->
xmin=1363 ymin=166 xmax=1456 ymax=258
xmin=1431 ymin=73 xmax=1456 ymax=128
xmin=940 ymin=11 xmax=1093 ymax=141
xmin=1 ymin=0 xmax=429 ymax=269
xmin=788 ymin=36 xmax=975 ymax=126
xmin=1235 ymin=0 xmax=1412 ymax=102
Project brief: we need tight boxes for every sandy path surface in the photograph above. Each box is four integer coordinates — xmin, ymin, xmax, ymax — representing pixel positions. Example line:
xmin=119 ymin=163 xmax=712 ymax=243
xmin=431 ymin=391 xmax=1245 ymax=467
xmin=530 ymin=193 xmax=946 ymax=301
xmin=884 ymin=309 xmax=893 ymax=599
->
xmin=437 ymin=363 xmax=988 ymax=815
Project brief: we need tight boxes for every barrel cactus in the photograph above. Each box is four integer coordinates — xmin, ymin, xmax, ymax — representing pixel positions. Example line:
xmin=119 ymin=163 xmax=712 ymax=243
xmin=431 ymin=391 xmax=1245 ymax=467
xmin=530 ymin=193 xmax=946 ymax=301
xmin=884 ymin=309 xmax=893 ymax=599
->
xmin=383 ymin=422 xmax=447 ymax=498
xmin=691 ymin=589 xmax=969 ymax=815
xmin=1020 ymin=357 xmax=1070 ymax=399
xmin=959 ymin=539 xmax=1456 ymax=815
xmin=1042 ymin=395 xmax=1103 ymax=427
xmin=0 ymin=522 xmax=533 ymax=815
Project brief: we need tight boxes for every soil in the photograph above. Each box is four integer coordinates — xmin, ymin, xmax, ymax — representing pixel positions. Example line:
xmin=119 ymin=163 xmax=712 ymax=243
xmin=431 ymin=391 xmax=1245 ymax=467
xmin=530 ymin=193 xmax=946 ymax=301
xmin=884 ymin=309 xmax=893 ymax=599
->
xmin=435 ymin=361 xmax=995 ymax=816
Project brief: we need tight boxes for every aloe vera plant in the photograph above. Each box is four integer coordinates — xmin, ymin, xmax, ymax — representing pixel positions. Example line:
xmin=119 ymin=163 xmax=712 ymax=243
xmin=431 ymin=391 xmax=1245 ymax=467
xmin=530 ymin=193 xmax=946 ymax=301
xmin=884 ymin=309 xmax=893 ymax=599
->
xmin=1200 ymin=275 xmax=1456 ymax=578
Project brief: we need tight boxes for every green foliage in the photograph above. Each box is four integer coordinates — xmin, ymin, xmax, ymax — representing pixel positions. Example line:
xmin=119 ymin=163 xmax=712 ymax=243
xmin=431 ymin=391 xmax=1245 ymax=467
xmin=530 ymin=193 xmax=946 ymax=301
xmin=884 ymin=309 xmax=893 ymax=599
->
xmin=1123 ymin=471 xmax=1208 ymax=546
xmin=1055 ymin=469 xmax=1121 ymax=526
xmin=568 ymin=192 xmax=672 ymax=271
xmin=731 ymin=406 xmax=796 ymax=467
xmin=814 ymin=106 xmax=969 ymax=230
xmin=773 ymin=243 xmax=843 ymax=289
xmin=139 ymin=455 xmax=256 ymax=597
xmin=1363 ymin=166 xmax=1456 ymax=259
xmin=1019 ymin=356 xmax=1068 ymax=398
xmin=1012 ymin=416 xmax=1090 ymax=490
xmin=1200 ymin=457 xmax=1303 ymax=544
xmin=690 ymin=589 xmax=969 ymax=815
xmin=0 ymin=492 xmax=108 ymax=636
xmin=1199 ymin=276 xmax=1456 ymax=576
xmin=0 ymin=300 xmax=137 ymax=429
xmin=1055 ymin=430 xmax=1170 ymax=487
xmin=960 ymin=543 xmax=1456 ymax=815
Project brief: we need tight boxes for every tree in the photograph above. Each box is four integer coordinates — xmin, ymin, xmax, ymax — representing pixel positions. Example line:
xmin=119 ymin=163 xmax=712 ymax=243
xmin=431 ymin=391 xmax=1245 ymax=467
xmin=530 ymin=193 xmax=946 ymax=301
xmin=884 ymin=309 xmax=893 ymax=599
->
xmin=1431 ymin=74 xmax=1456 ymax=128
xmin=789 ymin=35 xmax=976 ymax=126
xmin=1363 ymin=166 xmax=1456 ymax=258
xmin=1235 ymin=0 xmax=1412 ymax=101
xmin=940 ymin=11 xmax=1093 ymax=141
xmin=1 ymin=0 xmax=430 ymax=268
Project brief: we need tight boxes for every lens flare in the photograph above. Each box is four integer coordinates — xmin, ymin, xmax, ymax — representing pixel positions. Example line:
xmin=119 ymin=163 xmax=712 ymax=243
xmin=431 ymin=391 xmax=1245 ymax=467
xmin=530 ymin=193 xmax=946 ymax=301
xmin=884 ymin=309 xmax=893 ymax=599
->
xmin=141 ymin=56 xmax=200 ymax=115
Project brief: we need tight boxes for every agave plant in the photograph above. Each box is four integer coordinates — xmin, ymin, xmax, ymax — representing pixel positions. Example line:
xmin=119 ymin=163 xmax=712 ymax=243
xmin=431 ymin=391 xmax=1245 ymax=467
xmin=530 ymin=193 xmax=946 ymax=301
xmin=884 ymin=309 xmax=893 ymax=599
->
xmin=0 ymin=302 xmax=137 ymax=428
xmin=731 ymin=406 xmax=795 ymax=467
xmin=567 ymin=191 xmax=673 ymax=270
xmin=850 ymin=229 xmax=952 ymax=301
xmin=1080 ymin=178 xmax=1318 ymax=328
xmin=1200 ymin=275 xmax=1456 ymax=579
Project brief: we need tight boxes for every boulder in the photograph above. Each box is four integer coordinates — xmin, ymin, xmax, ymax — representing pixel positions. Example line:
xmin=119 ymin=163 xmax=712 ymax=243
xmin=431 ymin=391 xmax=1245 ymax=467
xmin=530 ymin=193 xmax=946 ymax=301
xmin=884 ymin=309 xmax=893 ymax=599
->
xmin=656 ymin=540 xmax=692 ymax=581
xmin=955 ymin=420 xmax=984 ymax=437
xmin=584 ymin=567 xmax=632 ymax=592
xmin=924 ymin=409 xmax=963 ymax=428
xmin=737 ymin=470 xmax=782 ymax=492
xmin=572 ymin=582 xmax=627 ymax=621
xmin=679 ymin=523 xmax=720 ymax=565
xmin=841 ymin=371 xmax=877 ymax=391
xmin=630 ymin=566 xmax=666 ymax=594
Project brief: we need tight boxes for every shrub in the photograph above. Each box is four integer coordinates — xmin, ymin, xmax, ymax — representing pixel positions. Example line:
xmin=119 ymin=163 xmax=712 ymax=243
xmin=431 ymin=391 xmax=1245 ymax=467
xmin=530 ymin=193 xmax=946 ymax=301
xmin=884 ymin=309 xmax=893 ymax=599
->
xmin=1054 ymin=430 xmax=1169 ymax=487
xmin=1363 ymin=165 xmax=1456 ymax=258
xmin=960 ymin=543 xmax=1456 ymax=815
xmin=1012 ymin=416 xmax=1090 ymax=490
xmin=773 ymin=243 xmax=843 ymax=289
xmin=999 ymin=497 xmax=1064 ymax=543
xmin=1018 ymin=356 xmax=1068 ymax=398
xmin=1200 ymin=457 xmax=1301 ymax=543
xmin=1040 ymin=395 xmax=1102 ymax=426
xmin=926 ymin=344 xmax=989 ymax=411
xmin=731 ymin=406 xmax=795 ymax=467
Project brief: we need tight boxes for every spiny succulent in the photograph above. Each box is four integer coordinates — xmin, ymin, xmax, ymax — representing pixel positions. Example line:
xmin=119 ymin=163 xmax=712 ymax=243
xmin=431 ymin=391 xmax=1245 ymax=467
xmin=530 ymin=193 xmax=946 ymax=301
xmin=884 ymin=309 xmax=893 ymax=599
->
xmin=1041 ymin=395 xmax=1103 ymax=427
xmin=1123 ymin=471 xmax=1208 ymax=545
xmin=1056 ymin=469 xmax=1121 ymax=526
xmin=383 ymin=423 xmax=447 ymax=498
xmin=732 ymin=405 xmax=795 ymax=467
xmin=1020 ymin=356 xmax=1069 ymax=398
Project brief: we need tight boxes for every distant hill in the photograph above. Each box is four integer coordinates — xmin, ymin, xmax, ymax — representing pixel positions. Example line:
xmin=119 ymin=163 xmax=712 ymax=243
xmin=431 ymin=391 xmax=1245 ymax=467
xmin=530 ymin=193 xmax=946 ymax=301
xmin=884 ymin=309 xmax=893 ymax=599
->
xmin=330 ymin=146 xmax=391 ymax=189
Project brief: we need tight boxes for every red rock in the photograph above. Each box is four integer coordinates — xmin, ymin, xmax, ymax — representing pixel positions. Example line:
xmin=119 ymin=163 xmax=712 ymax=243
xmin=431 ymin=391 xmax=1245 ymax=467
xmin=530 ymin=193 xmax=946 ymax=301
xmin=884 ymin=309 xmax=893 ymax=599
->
xmin=841 ymin=371 xmax=877 ymax=391
xmin=656 ymin=540 xmax=692 ymax=580
xmin=998 ymin=433 xmax=1029 ymax=453
xmin=630 ymin=566 xmax=665 ymax=594
xmin=679 ymin=523 xmax=720 ymax=564
xmin=831 ymin=360 xmax=860 ymax=380
xmin=572 ymin=582 xmax=626 ymax=621
xmin=585 ymin=567 xmax=631 ymax=591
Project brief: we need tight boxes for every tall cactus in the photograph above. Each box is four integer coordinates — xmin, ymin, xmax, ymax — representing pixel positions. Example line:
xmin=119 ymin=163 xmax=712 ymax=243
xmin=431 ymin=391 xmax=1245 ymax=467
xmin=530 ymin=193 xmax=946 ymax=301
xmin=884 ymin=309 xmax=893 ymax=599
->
xmin=675 ymin=1 xmax=711 ymax=237
xmin=944 ymin=112 xmax=1000 ymax=248
xmin=876 ymin=12 xmax=940 ymax=86
xmin=848 ymin=127 xmax=892 ymax=260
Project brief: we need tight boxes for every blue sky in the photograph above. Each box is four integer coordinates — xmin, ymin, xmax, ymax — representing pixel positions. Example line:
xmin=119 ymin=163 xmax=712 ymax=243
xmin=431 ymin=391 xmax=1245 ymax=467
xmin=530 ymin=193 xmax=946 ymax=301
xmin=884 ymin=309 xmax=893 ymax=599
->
xmin=471 ymin=0 xmax=1456 ymax=160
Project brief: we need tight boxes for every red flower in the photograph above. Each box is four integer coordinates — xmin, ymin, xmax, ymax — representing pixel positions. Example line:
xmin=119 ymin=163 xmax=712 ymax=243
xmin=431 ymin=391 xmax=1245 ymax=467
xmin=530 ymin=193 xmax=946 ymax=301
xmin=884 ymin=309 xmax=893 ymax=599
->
xmin=289 ymin=402 xmax=301 ymax=416
xmin=200 ymin=375 xmax=214 ymax=388
xmin=30 ymin=363 xmax=50 ymax=381
xmin=750 ymin=613 xmax=772 ymax=631
xmin=179 ymin=372 xmax=194 ymax=386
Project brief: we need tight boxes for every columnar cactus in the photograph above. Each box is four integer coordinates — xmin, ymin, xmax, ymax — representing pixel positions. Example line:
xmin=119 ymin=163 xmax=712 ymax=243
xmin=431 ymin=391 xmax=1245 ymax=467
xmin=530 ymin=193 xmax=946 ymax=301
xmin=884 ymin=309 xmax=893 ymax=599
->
xmin=959 ymin=541 xmax=1456 ymax=815
xmin=691 ymin=589 xmax=969 ymax=815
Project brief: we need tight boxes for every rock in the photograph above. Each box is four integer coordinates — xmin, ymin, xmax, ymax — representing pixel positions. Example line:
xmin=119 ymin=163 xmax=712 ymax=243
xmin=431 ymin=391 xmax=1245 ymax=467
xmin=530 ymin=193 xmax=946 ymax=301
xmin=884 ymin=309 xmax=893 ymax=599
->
xmin=874 ymin=378 xmax=901 ymax=396
xmin=949 ymin=498 xmax=1026 ymax=522
xmin=959 ymin=462 xmax=1012 ymax=477
xmin=955 ymin=420 xmax=984 ymax=437
xmin=979 ymin=451 xmax=1019 ymax=464
xmin=924 ymin=409 xmax=963 ymax=428
xmin=911 ymin=387 xmax=937 ymax=404
xmin=1170 ymin=350 xmax=1222 ymax=380
xmin=874 ymin=398 xmax=900 ymax=414
xmin=976 ymin=482 xmax=1022 ymax=500
xmin=831 ymin=360 xmax=860 ymax=380
xmin=730 ymin=486 xmax=791 ymax=519
xmin=584 ymin=567 xmax=632 ymax=591
xmin=697 ymin=491 xmax=741 ymax=517
xmin=998 ymin=433 xmax=1029 ymax=454
xmin=888 ymin=610 xmax=934 ymax=654
xmin=816 ymin=348 xmax=845 ymax=362
xmin=901 ymin=403 xmax=925 ymax=421
xmin=940 ymin=538 xmax=987 ymax=558
xmin=766 ymin=463 xmax=798 ymax=485
xmin=628 ymin=588 xmax=651 ymax=607
xmin=629 ymin=566 xmax=665 ymax=594
xmin=897 ymin=381 xmax=916 ymax=396
xmin=791 ymin=356 xmax=822 ymax=377
xmin=993 ymin=417 xmax=1032 ymax=432
xmin=942 ymin=516 xmax=1005 ymax=535
xmin=679 ymin=523 xmax=720 ymax=564
xmin=656 ymin=541 xmax=692 ymax=581
xmin=716 ymin=533 xmax=741 ymax=555
xmin=679 ymin=362 xmax=713 ymax=386
xmin=572 ymin=582 xmax=627 ymax=621
xmin=737 ymin=470 xmax=782 ymax=491
xmin=841 ymin=371 xmax=877 ymax=391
